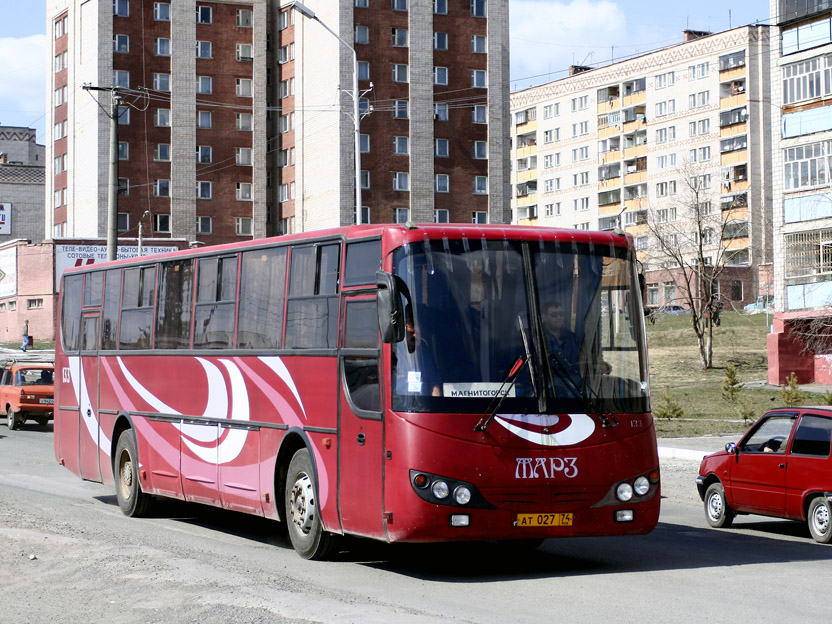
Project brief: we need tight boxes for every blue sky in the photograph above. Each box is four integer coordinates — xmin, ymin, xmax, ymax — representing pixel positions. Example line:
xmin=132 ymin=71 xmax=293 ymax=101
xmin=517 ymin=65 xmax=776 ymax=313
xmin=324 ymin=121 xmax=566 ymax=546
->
xmin=0 ymin=0 xmax=769 ymax=143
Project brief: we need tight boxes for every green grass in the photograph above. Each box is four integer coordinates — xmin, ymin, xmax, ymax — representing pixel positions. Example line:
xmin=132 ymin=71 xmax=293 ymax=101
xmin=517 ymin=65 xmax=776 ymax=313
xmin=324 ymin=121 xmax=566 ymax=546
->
xmin=647 ymin=311 xmax=779 ymax=437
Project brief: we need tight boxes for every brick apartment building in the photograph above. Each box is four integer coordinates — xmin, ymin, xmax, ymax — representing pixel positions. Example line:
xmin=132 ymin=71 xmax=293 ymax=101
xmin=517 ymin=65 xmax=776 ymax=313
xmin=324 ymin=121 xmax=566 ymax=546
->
xmin=509 ymin=26 xmax=774 ymax=311
xmin=45 ymin=0 xmax=510 ymax=246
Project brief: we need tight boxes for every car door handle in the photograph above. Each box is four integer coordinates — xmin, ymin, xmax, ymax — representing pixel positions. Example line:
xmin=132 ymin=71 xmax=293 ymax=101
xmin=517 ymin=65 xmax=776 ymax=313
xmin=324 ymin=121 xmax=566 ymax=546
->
xmin=778 ymin=463 xmax=786 ymax=469
xmin=357 ymin=433 xmax=365 ymax=446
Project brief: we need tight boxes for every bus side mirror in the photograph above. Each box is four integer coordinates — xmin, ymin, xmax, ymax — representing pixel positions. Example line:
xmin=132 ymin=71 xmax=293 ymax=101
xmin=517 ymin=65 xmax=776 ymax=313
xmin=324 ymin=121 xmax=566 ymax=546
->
xmin=376 ymin=271 xmax=405 ymax=343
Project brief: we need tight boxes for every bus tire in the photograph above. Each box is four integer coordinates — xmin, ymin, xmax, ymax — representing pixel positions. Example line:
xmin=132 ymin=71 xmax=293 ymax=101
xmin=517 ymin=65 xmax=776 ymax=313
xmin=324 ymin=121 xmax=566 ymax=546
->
xmin=285 ymin=448 xmax=334 ymax=560
xmin=114 ymin=429 xmax=152 ymax=517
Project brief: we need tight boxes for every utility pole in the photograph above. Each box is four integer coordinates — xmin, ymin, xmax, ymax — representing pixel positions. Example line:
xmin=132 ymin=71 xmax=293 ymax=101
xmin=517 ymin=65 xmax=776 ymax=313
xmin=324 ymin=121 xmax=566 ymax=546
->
xmin=82 ymin=85 xmax=130 ymax=261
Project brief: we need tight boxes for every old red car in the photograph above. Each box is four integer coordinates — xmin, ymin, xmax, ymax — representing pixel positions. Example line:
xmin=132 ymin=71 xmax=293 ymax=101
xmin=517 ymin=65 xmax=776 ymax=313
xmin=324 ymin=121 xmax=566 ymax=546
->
xmin=1 ymin=363 xmax=55 ymax=430
xmin=696 ymin=407 xmax=832 ymax=543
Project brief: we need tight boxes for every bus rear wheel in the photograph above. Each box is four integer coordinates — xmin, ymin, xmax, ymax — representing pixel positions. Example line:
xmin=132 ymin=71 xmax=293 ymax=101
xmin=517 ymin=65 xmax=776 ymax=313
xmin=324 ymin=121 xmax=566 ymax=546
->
xmin=115 ymin=429 xmax=152 ymax=517
xmin=285 ymin=448 xmax=334 ymax=560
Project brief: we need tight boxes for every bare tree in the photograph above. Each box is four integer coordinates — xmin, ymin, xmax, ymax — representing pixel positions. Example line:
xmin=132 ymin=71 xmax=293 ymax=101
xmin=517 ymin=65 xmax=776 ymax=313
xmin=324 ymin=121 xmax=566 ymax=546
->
xmin=645 ymin=163 xmax=750 ymax=369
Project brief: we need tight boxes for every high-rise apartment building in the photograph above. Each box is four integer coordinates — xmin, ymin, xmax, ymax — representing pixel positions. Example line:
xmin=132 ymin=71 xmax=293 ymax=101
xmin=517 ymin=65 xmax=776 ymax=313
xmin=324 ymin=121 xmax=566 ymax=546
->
xmin=45 ymin=0 xmax=509 ymax=247
xmin=510 ymin=26 xmax=773 ymax=309
xmin=0 ymin=125 xmax=46 ymax=244
xmin=767 ymin=0 xmax=832 ymax=383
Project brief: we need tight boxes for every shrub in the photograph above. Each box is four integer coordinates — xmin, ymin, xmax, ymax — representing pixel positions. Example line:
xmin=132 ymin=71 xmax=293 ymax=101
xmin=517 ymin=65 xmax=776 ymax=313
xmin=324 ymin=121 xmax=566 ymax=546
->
xmin=654 ymin=387 xmax=685 ymax=420
xmin=737 ymin=396 xmax=756 ymax=424
xmin=722 ymin=363 xmax=742 ymax=404
xmin=779 ymin=372 xmax=804 ymax=407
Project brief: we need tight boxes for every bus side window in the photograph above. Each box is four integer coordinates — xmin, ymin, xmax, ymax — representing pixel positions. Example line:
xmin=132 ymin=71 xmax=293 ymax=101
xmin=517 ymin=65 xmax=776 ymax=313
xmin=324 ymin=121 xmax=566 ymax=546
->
xmin=194 ymin=255 xmax=237 ymax=349
xmin=343 ymin=240 xmax=382 ymax=287
xmin=155 ymin=259 xmax=194 ymax=349
xmin=343 ymin=300 xmax=380 ymax=413
xmin=61 ymin=274 xmax=83 ymax=351
xmin=101 ymin=269 xmax=121 ymax=350
xmin=286 ymin=243 xmax=341 ymax=349
xmin=84 ymin=271 xmax=104 ymax=307
xmin=238 ymin=247 xmax=287 ymax=349
xmin=120 ymin=266 xmax=156 ymax=350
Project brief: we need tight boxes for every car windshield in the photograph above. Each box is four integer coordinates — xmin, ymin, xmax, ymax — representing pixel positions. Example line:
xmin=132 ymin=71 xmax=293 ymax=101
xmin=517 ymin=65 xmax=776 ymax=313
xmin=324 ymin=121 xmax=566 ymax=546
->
xmin=15 ymin=368 xmax=54 ymax=386
xmin=391 ymin=237 xmax=650 ymax=414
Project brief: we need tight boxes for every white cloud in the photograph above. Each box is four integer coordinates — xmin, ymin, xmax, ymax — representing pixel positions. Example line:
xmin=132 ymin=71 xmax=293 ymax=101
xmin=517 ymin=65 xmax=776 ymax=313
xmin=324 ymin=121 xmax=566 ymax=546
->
xmin=0 ymin=34 xmax=47 ymax=131
xmin=510 ymin=0 xmax=628 ymax=90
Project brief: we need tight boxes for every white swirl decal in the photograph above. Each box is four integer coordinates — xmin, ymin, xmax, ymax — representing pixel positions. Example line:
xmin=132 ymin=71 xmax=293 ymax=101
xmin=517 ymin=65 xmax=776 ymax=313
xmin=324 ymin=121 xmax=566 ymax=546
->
xmin=494 ymin=413 xmax=595 ymax=447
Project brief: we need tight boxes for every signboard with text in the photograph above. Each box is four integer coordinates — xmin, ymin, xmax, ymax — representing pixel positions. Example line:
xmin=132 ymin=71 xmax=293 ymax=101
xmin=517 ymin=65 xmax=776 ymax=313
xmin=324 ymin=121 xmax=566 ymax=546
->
xmin=55 ymin=244 xmax=179 ymax=290
xmin=0 ymin=203 xmax=11 ymax=235
xmin=0 ymin=246 xmax=16 ymax=298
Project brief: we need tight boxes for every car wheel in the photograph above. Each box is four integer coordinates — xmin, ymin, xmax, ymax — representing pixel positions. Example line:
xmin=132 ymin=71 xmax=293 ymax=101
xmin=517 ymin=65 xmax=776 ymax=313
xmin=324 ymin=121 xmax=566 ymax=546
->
xmin=34 ymin=417 xmax=49 ymax=427
xmin=704 ymin=482 xmax=735 ymax=528
xmin=285 ymin=448 xmax=335 ymax=560
xmin=7 ymin=409 xmax=17 ymax=431
xmin=114 ymin=429 xmax=152 ymax=517
xmin=807 ymin=497 xmax=832 ymax=544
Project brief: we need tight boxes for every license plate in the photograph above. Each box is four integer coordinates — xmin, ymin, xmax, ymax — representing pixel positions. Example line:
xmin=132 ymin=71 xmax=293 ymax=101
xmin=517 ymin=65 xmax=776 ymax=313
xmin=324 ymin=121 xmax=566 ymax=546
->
xmin=515 ymin=513 xmax=573 ymax=527
xmin=39 ymin=398 xmax=53 ymax=405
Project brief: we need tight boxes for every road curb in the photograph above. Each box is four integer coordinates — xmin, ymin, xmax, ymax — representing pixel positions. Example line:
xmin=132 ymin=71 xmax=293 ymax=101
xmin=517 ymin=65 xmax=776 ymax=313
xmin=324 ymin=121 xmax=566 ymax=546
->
xmin=658 ymin=446 xmax=709 ymax=462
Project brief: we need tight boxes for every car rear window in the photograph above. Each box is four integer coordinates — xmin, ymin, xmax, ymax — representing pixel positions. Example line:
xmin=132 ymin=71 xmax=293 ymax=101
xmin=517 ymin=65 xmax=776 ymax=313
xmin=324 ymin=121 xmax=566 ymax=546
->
xmin=791 ymin=414 xmax=832 ymax=457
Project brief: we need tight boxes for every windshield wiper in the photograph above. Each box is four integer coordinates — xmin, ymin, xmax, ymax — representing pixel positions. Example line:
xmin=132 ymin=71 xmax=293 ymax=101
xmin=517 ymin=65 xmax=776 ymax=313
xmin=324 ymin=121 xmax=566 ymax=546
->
xmin=474 ymin=356 xmax=527 ymax=432
xmin=547 ymin=348 xmax=617 ymax=428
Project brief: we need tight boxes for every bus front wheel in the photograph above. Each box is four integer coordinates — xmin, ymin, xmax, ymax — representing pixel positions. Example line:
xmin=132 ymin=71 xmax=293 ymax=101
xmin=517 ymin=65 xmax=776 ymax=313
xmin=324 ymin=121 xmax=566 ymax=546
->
xmin=115 ymin=429 xmax=152 ymax=517
xmin=285 ymin=448 xmax=334 ymax=560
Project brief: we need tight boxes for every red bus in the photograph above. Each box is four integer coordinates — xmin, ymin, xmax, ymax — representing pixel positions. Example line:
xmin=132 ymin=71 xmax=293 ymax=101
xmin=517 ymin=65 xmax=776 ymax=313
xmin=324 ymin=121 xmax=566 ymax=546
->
xmin=54 ymin=224 xmax=659 ymax=559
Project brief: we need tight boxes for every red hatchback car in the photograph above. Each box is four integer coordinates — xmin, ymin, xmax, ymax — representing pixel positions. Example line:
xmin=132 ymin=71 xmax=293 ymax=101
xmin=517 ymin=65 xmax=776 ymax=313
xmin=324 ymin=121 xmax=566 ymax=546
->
xmin=696 ymin=407 xmax=832 ymax=543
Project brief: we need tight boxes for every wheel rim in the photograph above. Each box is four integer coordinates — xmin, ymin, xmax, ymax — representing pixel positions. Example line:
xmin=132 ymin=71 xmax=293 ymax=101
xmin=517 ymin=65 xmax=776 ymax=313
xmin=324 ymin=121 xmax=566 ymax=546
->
xmin=289 ymin=472 xmax=316 ymax=536
xmin=812 ymin=501 xmax=830 ymax=536
xmin=707 ymin=491 xmax=723 ymax=522
xmin=118 ymin=450 xmax=134 ymax=502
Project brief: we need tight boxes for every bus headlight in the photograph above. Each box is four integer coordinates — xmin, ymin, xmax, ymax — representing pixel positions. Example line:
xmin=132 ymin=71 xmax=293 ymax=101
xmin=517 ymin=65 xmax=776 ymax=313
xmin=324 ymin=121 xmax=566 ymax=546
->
xmin=431 ymin=480 xmax=450 ymax=500
xmin=453 ymin=486 xmax=472 ymax=505
xmin=616 ymin=482 xmax=634 ymax=502
xmin=634 ymin=476 xmax=650 ymax=496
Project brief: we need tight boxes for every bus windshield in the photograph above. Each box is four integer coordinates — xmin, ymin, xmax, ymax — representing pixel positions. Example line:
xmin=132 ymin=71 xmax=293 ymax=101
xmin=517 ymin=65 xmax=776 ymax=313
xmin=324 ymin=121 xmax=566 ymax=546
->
xmin=391 ymin=238 xmax=649 ymax=415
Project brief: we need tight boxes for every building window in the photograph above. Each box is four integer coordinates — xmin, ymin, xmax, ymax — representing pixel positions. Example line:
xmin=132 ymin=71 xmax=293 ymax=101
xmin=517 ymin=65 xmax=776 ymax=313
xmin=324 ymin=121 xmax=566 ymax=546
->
xmin=472 ymin=211 xmax=487 ymax=224
xmin=154 ymin=180 xmax=170 ymax=197
xmin=236 ymin=183 xmax=253 ymax=201
xmin=196 ymin=110 xmax=212 ymax=129
xmin=394 ymin=208 xmax=409 ymax=223
xmin=237 ymin=43 xmax=253 ymax=61
xmin=434 ymin=66 xmax=449 ymax=85
xmin=435 ymin=102 xmax=449 ymax=121
xmin=435 ymin=209 xmax=450 ymax=223
xmin=27 ymin=298 xmax=43 ymax=310
xmin=393 ymin=172 xmax=409 ymax=191
xmin=151 ymin=73 xmax=170 ymax=92
xmin=435 ymin=138 xmax=449 ymax=157
xmin=471 ymin=34 xmax=486 ymax=53
xmin=118 ymin=178 xmax=130 ymax=196
xmin=117 ymin=141 xmax=129 ymax=160
xmin=236 ymin=78 xmax=253 ymax=97
xmin=358 ymin=61 xmax=370 ymax=81
xmin=196 ymin=40 xmax=212 ymax=58
xmin=153 ymin=37 xmax=170 ymax=56
xmin=392 ymin=28 xmax=408 ymax=47
xmin=153 ymin=214 xmax=170 ymax=233
xmin=472 ymin=105 xmax=486 ymax=123
xmin=472 ymin=141 xmax=487 ymax=159
xmin=782 ymin=16 xmax=832 ymax=55
xmin=236 ymin=218 xmax=253 ymax=236
xmin=236 ymin=148 xmax=253 ymax=166
xmin=471 ymin=70 xmax=487 ymax=88
xmin=392 ymin=64 xmax=408 ymax=83
xmin=237 ymin=9 xmax=253 ymax=27
xmin=434 ymin=32 xmax=448 ymax=50
xmin=117 ymin=106 xmax=130 ymax=124
xmin=473 ymin=176 xmax=488 ymax=194
xmin=197 ymin=181 xmax=212 ymax=199
xmin=393 ymin=136 xmax=409 ymax=155
xmin=196 ymin=5 xmax=212 ymax=24
xmin=113 ymin=70 xmax=129 ymax=88
xmin=278 ymin=9 xmax=293 ymax=29
xmin=114 ymin=34 xmax=129 ymax=53
xmin=731 ymin=280 xmax=743 ymax=301
xmin=471 ymin=0 xmax=486 ymax=17
xmin=393 ymin=100 xmax=408 ymax=119
xmin=784 ymin=140 xmax=831 ymax=190
xmin=117 ymin=213 xmax=129 ymax=232
xmin=197 ymin=216 xmax=213 ymax=233
xmin=237 ymin=113 xmax=253 ymax=131
xmin=392 ymin=0 xmax=407 ymax=11
xmin=361 ymin=170 xmax=370 ymax=189
xmin=435 ymin=175 xmax=450 ymax=193
xmin=355 ymin=25 xmax=369 ymax=44
xmin=196 ymin=145 xmax=212 ymax=164
xmin=155 ymin=109 xmax=171 ymax=127
xmin=114 ymin=0 xmax=129 ymax=17
xmin=434 ymin=0 xmax=447 ymax=14
xmin=154 ymin=2 xmax=170 ymax=20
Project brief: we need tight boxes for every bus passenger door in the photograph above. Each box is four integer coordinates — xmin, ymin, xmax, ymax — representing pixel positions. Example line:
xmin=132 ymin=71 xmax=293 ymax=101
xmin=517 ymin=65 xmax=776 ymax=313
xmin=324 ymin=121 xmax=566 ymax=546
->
xmin=79 ymin=312 xmax=102 ymax=482
xmin=338 ymin=297 xmax=385 ymax=539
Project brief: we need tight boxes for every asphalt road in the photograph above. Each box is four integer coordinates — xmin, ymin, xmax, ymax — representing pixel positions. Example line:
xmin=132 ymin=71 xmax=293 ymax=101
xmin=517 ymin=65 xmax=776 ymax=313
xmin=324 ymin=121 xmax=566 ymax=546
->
xmin=2 ymin=424 xmax=831 ymax=624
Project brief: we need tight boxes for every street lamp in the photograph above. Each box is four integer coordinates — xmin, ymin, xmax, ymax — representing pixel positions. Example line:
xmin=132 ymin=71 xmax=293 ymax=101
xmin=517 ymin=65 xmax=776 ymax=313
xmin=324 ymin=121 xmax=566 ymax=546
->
xmin=288 ymin=1 xmax=362 ymax=225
